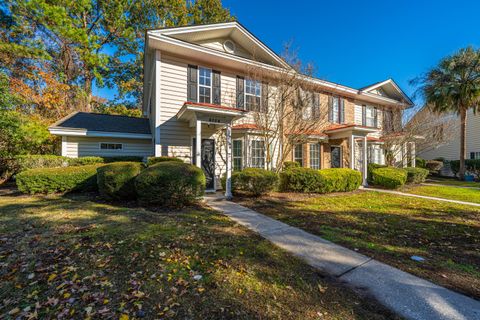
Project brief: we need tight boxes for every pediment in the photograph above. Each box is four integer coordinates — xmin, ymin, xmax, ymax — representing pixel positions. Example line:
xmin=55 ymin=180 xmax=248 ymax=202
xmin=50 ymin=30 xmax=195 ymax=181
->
xmin=360 ymin=79 xmax=412 ymax=105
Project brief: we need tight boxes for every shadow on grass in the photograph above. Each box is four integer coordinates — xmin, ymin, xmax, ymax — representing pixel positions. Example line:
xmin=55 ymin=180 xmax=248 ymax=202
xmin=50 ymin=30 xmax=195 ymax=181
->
xmin=0 ymin=192 xmax=397 ymax=319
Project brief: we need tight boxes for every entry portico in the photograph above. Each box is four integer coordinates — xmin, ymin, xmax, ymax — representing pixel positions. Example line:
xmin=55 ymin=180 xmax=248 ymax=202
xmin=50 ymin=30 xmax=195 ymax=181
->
xmin=176 ymin=102 xmax=245 ymax=198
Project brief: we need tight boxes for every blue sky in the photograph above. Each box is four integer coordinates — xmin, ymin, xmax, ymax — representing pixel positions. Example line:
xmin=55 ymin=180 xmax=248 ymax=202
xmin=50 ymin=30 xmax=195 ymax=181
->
xmin=94 ymin=0 xmax=480 ymax=107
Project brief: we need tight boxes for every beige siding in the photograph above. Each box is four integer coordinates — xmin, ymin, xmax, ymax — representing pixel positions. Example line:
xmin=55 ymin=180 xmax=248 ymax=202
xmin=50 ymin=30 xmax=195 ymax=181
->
xmin=64 ymin=136 xmax=153 ymax=158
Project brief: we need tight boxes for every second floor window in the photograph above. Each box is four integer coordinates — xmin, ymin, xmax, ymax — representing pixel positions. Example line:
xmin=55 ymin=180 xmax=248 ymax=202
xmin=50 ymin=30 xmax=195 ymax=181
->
xmin=294 ymin=144 xmax=303 ymax=166
xmin=245 ymin=78 xmax=261 ymax=111
xmin=363 ymin=105 xmax=378 ymax=127
xmin=329 ymin=96 xmax=344 ymax=124
xmin=198 ymin=67 xmax=212 ymax=103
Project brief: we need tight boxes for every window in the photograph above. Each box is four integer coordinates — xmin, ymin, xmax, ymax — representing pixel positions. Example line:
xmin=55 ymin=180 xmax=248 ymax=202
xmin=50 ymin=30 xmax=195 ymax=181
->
xmin=369 ymin=145 xmax=383 ymax=165
xmin=245 ymin=78 xmax=261 ymax=111
xmin=294 ymin=144 xmax=303 ymax=166
xmin=331 ymin=146 xmax=341 ymax=168
xmin=329 ymin=96 xmax=343 ymax=123
xmin=233 ymin=140 xmax=243 ymax=171
xmin=100 ymin=143 xmax=123 ymax=150
xmin=310 ymin=143 xmax=320 ymax=169
xmin=470 ymin=152 xmax=480 ymax=160
xmin=364 ymin=105 xmax=377 ymax=127
xmin=251 ymin=140 xmax=265 ymax=168
xmin=198 ymin=67 xmax=211 ymax=103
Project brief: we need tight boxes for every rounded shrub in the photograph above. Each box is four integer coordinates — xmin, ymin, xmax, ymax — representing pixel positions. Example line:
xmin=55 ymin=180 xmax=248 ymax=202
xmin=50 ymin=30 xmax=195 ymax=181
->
xmin=68 ymin=156 xmax=104 ymax=166
xmin=97 ymin=162 xmax=143 ymax=200
xmin=16 ymin=164 xmax=103 ymax=194
xmin=232 ymin=168 xmax=278 ymax=196
xmin=135 ymin=162 xmax=205 ymax=207
xmin=282 ymin=161 xmax=300 ymax=171
xmin=367 ymin=163 xmax=387 ymax=184
xmin=425 ymin=160 xmax=443 ymax=174
xmin=371 ymin=167 xmax=407 ymax=189
xmin=404 ymin=167 xmax=429 ymax=184
xmin=147 ymin=156 xmax=183 ymax=166
xmin=280 ymin=167 xmax=361 ymax=193
xmin=415 ymin=157 xmax=427 ymax=168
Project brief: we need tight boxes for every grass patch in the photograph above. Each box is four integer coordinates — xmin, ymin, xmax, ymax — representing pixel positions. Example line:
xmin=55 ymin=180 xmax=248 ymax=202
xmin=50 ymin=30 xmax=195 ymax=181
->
xmin=427 ymin=177 xmax=480 ymax=188
xmin=0 ymin=193 xmax=396 ymax=319
xmin=235 ymin=191 xmax=480 ymax=300
xmin=404 ymin=185 xmax=480 ymax=204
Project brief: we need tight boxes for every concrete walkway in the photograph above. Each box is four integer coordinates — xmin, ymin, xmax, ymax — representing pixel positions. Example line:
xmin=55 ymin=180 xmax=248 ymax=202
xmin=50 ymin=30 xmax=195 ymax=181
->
xmin=364 ymin=187 xmax=480 ymax=207
xmin=205 ymin=194 xmax=480 ymax=320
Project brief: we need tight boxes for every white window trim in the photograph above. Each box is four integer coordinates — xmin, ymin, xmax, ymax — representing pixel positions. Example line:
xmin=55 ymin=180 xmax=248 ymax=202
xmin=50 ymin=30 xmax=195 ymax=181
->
xmin=365 ymin=105 xmax=376 ymax=127
xmin=250 ymin=138 xmax=266 ymax=169
xmin=244 ymin=77 xmax=262 ymax=111
xmin=309 ymin=143 xmax=320 ymax=169
xmin=99 ymin=142 xmax=124 ymax=151
xmin=198 ymin=66 xmax=212 ymax=104
xmin=233 ymin=138 xmax=244 ymax=171
xmin=294 ymin=144 xmax=303 ymax=166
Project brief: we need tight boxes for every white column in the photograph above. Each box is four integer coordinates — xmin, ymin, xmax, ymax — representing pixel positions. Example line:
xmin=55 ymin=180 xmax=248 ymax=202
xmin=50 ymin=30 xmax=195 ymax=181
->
xmin=225 ymin=123 xmax=233 ymax=200
xmin=349 ymin=135 xmax=355 ymax=169
xmin=195 ymin=120 xmax=201 ymax=168
xmin=402 ymin=143 xmax=408 ymax=168
xmin=411 ymin=142 xmax=416 ymax=167
xmin=61 ymin=136 xmax=67 ymax=157
xmin=363 ymin=136 xmax=368 ymax=186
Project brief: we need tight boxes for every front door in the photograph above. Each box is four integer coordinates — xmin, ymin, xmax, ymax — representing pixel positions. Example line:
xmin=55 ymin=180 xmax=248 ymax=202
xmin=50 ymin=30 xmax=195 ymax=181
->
xmin=331 ymin=146 xmax=341 ymax=168
xmin=193 ymin=139 xmax=215 ymax=190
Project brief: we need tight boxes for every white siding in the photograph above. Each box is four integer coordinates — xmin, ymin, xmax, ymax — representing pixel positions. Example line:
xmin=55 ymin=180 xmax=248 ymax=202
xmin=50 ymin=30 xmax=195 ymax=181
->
xmin=64 ymin=136 xmax=153 ymax=158
xmin=354 ymin=104 xmax=362 ymax=125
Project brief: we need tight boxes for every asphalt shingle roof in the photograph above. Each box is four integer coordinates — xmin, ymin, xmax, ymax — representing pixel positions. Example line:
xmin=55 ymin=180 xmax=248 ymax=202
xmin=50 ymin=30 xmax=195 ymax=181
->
xmin=56 ymin=112 xmax=151 ymax=135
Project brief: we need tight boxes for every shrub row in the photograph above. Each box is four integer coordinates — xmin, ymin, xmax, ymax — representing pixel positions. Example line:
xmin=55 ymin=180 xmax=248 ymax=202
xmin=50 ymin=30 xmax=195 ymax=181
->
xmin=16 ymin=164 xmax=102 ymax=194
xmin=368 ymin=166 xmax=429 ymax=189
xmin=146 ymin=156 xmax=183 ymax=166
xmin=97 ymin=162 xmax=144 ymax=200
xmin=279 ymin=168 xmax=362 ymax=193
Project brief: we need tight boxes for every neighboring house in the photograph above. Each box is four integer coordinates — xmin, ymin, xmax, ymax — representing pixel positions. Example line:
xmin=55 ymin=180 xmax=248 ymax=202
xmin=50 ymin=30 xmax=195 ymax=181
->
xmin=49 ymin=21 xmax=414 ymax=195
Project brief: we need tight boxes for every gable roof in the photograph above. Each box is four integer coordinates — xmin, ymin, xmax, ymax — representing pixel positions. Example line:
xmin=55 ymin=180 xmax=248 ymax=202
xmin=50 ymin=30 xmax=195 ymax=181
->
xmin=147 ymin=21 xmax=290 ymax=69
xmin=359 ymin=78 xmax=413 ymax=106
xmin=51 ymin=112 xmax=151 ymax=135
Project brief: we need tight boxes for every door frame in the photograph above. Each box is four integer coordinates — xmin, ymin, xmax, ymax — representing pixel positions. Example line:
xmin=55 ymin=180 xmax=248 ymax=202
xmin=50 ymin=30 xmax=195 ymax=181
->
xmin=191 ymin=137 xmax=216 ymax=191
xmin=330 ymin=145 xmax=343 ymax=168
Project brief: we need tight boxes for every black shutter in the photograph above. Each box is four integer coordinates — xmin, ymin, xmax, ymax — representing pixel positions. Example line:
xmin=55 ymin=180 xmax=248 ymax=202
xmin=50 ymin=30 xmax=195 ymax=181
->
xmin=328 ymin=96 xmax=333 ymax=122
xmin=236 ymin=76 xmax=244 ymax=109
xmin=362 ymin=105 xmax=367 ymax=126
xmin=212 ymin=70 xmax=221 ymax=105
xmin=313 ymin=92 xmax=320 ymax=119
xmin=340 ymin=98 xmax=345 ymax=123
xmin=187 ymin=65 xmax=198 ymax=102
xmin=261 ymin=82 xmax=268 ymax=113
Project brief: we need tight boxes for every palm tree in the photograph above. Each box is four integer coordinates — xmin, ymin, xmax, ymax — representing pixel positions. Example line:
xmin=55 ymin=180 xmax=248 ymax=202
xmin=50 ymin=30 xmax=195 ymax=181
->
xmin=415 ymin=47 xmax=480 ymax=180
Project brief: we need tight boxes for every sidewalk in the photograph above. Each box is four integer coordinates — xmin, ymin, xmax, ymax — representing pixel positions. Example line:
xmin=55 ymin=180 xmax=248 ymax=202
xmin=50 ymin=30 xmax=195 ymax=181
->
xmin=205 ymin=194 xmax=480 ymax=320
xmin=364 ymin=187 xmax=480 ymax=207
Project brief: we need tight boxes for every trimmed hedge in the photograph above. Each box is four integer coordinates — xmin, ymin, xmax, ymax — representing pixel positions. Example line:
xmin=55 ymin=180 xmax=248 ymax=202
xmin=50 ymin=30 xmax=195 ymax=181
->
xmin=68 ymin=156 xmax=104 ymax=166
xmin=147 ymin=156 xmax=183 ymax=166
xmin=404 ymin=167 xmax=429 ymax=184
xmin=282 ymin=161 xmax=300 ymax=171
xmin=16 ymin=164 xmax=103 ymax=194
xmin=415 ymin=157 xmax=427 ymax=168
xmin=102 ymin=156 xmax=144 ymax=163
xmin=231 ymin=168 xmax=278 ymax=196
xmin=10 ymin=155 xmax=68 ymax=174
xmin=367 ymin=163 xmax=387 ymax=184
xmin=279 ymin=167 xmax=361 ymax=193
xmin=97 ymin=162 xmax=143 ymax=200
xmin=135 ymin=162 xmax=205 ymax=207
xmin=371 ymin=167 xmax=407 ymax=189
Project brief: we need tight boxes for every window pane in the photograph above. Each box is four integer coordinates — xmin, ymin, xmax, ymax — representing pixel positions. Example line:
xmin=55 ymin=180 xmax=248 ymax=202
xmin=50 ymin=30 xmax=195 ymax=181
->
xmin=233 ymin=140 xmax=243 ymax=171
xmin=251 ymin=140 xmax=265 ymax=168
xmin=332 ymin=97 xmax=339 ymax=123
xmin=309 ymin=143 xmax=320 ymax=169
xmin=294 ymin=144 xmax=303 ymax=166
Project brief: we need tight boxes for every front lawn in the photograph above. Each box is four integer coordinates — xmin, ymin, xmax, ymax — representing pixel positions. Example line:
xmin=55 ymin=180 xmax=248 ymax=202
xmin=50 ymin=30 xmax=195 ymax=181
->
xmin=0 ymin=194 xmax=395 ymax=319
xmin=427 ymin=177 xmax=480 ymax=188
xmin=235 ymin=191 xmax=480 ymax=300
xmin=403 ymin=185 xmax=480 ymax=204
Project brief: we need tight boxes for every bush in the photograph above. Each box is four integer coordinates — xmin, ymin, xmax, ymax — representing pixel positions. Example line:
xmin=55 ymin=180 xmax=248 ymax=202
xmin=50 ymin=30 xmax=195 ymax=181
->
xmin=371 ymin=167 xmax=407 ymax=189
xmin=103 ymin=156 xmax=144 ymax=163
xmin=147 ymin=156 xmax=183 ymax=166
xmin=415 ymin=157 xmax=427 ymax=168
xmin=425 ymin=160 xmax=443 ymax=174
xmin=232 ymin=168 xmax=278 ymax=196
xmin=11 ymin=155 xmax=68 ymax=173
xmin=280 ymin=167 xmax=361 ymax=193
xmin=450 ymin=160 xmax=459 ymax=177
xmin=404 ymin=167 xmax=429 ymax=184
xmin=282 ymin=161 xmax=300 ymax=171
xmin=97 ymin=162 xmax=143 ymax=200
xmin=367 ymin=163 xmax=387 ymax=184
xmin=68 ymin=156 xmax=104 ymax=166
xmin=135 ymin=162 xmax=205 ymax=207
xmin=16 ymin=164 xmax=102 ymax=194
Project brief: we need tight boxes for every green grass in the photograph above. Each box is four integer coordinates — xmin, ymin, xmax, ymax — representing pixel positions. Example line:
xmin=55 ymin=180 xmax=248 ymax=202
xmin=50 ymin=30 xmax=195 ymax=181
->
xmin=236 ymin=191 xmax=480 ymax=300
xmin=0 ymin=194 xmax=396 ymax=320
xmin=404 ymin=185 xmax=480 ymax=204
xmin=427 ymin=177 xmax=480 ymax=188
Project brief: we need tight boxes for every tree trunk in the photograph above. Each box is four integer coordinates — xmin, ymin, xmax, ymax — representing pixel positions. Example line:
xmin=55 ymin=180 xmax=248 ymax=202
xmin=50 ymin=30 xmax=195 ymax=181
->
xmin=459 ymin=108 xmax=467 ymax=180
xmin=85 ymin=75 xmax=93 ymax=112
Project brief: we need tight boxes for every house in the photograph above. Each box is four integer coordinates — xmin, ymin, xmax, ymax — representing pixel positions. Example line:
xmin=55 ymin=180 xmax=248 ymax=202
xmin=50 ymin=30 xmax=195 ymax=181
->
xmin=49 ymin=21 xmax=414 ymax=196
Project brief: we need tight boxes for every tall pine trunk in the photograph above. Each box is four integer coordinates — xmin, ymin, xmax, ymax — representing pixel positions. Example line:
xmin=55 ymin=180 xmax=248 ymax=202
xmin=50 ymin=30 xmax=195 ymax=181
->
xmin=459 ymin=108 xmax=467 ymax=180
